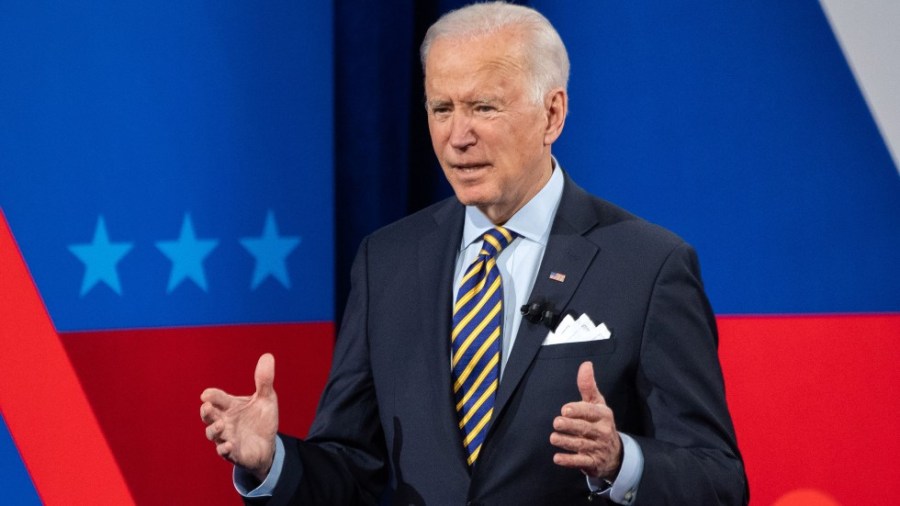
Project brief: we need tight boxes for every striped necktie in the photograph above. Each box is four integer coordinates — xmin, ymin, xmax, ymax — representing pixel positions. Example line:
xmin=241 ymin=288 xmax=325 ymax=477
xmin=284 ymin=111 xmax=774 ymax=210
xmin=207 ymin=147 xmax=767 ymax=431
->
xmin=451 ymin=226 xmax=518 ymax=465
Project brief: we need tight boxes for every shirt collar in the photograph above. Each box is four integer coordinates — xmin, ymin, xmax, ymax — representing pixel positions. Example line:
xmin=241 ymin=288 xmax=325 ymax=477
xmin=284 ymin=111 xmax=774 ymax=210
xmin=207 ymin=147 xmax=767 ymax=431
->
xmin=461 ymin=157 xmax=565 ymax=250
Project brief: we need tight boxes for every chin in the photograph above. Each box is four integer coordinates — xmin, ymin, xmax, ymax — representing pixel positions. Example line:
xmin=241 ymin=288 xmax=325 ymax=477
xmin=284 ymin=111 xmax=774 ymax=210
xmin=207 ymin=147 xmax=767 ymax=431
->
xmin=448 ymin=179 xmax=496 ymax=204
xmin=451 ymin=188 xmax=493 ymax=208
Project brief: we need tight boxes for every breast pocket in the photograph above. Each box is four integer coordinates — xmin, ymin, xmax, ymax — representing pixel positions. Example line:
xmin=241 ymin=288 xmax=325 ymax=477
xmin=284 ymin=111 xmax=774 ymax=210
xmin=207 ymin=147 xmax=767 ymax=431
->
xmin=536 ymin=338 xmax=617 ymax=359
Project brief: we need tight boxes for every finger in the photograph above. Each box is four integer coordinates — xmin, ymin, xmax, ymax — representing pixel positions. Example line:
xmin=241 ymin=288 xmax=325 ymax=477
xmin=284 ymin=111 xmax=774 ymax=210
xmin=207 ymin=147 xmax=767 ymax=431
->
xmin=576 ymin=361 xmax=605 ymax=405
xmin=553 ymin=415 xmax=602 ymax=439
xmin=560 ymin=401 xmax=609 ymax=422
xmin=205 ymin=420 xmax=224 ymax=442
xmin=255 ymin=353 xmax=276 ymax=398
xmin=552 ymin=451 xmax=595 ymax=470
xmin=216 ymin=441 xmax=233 ymax=460
xmin=549 ymin=431 xmax=592 ymax=453
xmin=201 ymin=388 xmax=236 ymax=410
xmin=200 ymin=402 xmax=221 ymax=424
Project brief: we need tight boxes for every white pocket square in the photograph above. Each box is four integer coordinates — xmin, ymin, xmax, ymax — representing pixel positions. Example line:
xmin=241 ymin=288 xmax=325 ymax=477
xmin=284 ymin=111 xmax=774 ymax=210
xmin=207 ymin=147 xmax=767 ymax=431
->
xmin=542 ymin=313 xmax=611 ymax=345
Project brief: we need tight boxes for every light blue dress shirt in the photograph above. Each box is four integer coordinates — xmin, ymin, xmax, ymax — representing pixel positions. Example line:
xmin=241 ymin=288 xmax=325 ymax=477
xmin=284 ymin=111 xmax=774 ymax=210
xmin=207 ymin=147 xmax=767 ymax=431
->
xmin=237 ymin=161 xmax=643 ymax=504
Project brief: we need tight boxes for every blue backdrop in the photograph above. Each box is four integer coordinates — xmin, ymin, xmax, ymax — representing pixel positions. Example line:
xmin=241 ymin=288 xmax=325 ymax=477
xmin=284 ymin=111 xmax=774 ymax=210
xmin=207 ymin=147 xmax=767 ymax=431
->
xmin=1 ymin=2 xmax=334 ymax=331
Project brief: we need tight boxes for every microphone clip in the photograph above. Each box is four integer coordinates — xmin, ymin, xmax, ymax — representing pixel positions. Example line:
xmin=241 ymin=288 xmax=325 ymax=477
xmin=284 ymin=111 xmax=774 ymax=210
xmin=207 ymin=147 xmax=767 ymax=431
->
xmin=520 ymin=301 xmax=558 ymax=329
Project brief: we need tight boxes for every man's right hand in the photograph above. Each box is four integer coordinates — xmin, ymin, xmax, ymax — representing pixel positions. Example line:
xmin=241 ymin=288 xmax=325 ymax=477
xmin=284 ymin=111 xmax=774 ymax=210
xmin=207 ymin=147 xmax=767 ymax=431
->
xmin=200 ymin=353 xmax=279 ymax=482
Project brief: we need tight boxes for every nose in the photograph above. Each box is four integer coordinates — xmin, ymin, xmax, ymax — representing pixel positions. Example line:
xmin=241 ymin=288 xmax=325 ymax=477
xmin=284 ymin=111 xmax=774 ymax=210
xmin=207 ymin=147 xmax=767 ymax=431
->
xmin=448 ymin=112 xmax=476 ymax=150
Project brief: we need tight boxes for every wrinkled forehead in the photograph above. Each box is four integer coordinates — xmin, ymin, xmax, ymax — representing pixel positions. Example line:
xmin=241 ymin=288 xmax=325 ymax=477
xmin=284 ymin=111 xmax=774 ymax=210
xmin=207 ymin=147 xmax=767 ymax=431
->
xmin=424 ymin=61 xmax=529 ymax=107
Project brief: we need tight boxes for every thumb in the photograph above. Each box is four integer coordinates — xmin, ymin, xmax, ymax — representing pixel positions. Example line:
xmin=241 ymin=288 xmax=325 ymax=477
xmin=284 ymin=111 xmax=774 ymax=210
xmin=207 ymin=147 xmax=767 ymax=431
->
xmin=254 ymin=353 xmax=276 ymax=398
xmin=576 ymin=361 xmax=603 ymax=404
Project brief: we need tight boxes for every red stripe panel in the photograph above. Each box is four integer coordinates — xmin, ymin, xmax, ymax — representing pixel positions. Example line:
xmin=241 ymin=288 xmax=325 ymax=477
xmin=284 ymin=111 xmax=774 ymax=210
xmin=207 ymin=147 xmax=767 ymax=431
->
xmin=60 ymin=322 xmax=333 ymax=506
xmin=719 ymin=314 xmax=900 ymax=505
xmin=0 ymin=210 xmax=135 ymax=504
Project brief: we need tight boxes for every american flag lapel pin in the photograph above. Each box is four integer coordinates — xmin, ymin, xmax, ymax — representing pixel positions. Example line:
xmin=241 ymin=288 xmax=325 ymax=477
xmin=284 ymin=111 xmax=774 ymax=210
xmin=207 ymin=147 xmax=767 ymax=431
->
xmin=549 ymin=271 xmax=566 ymax=283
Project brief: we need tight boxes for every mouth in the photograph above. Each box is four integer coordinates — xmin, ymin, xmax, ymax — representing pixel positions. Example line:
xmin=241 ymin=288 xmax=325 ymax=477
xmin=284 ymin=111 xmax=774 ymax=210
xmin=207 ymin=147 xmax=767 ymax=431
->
xmin=450 ymin=163 xmax=490 ymax=172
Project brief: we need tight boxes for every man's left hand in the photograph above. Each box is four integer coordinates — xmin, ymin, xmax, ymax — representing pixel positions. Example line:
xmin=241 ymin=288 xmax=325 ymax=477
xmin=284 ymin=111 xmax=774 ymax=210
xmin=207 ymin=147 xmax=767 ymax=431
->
xmin=550 ymin=361 xmax=623 ymax=480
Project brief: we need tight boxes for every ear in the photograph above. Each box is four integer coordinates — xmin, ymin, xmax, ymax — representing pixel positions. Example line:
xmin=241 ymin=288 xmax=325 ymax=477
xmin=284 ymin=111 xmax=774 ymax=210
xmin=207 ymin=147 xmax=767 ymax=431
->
xmin=542 ymin=88 xmax=568 ymax=146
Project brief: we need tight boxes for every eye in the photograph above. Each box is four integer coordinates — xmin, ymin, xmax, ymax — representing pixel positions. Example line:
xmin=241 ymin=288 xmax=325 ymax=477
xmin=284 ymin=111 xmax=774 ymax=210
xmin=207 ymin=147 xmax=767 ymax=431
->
xmin=474 ymin=104 xmax=496 ymax=114
xmin=429 ymin=105 xmax=452 ymax=118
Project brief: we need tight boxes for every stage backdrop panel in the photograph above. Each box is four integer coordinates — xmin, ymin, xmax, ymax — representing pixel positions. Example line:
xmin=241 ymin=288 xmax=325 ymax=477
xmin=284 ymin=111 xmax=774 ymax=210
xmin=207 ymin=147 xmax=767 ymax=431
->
xmin=0 ymin=2 xmax=334 ymax=504
xmin=535 ymin=1 xmax=900 ymax=504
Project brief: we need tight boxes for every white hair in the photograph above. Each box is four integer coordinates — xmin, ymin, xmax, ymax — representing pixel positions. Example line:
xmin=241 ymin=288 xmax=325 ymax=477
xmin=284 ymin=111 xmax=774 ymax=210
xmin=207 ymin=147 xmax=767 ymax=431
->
xmin=420 ymin=1 xmax=570 ymax=105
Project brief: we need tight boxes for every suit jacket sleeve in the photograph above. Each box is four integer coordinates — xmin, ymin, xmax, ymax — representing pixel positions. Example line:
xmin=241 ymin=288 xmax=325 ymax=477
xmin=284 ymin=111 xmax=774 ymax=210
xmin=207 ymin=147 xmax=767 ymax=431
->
xmin=629 ymin=242 xmax=748 ymax=505
xmin=250 ymin=236 xmax=388 ymax=506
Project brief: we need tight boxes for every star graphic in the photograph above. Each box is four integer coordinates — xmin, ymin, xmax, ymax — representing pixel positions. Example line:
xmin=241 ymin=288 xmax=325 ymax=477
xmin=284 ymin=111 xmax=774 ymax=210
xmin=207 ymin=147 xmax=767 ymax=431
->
xmin=155 ymin=213 xmax=219 ymax=293
xmin=240 ymin=211 xmax=301 ymax=290
xmin=68 ymin=216 xmax=134 ymax=296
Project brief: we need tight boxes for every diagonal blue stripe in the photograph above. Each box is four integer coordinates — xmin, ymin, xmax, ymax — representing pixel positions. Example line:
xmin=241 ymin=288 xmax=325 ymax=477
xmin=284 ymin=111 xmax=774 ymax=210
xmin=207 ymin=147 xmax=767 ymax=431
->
xmin=462 ymin=396 xmax=495 ymax=435
xmin=454 ymin=269 xmax=502 ymax=345
xmin=452 ymin=325 xmax=500 ymax=389
xmin=457 ymin=368 xmax=499 ymax=417
xmin=0 ymin=413 xmax=42 ymax=505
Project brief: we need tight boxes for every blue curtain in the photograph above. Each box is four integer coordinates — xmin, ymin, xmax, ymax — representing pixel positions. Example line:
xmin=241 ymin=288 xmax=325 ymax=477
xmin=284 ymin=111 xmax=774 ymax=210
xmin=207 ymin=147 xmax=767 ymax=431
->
xmin=333 ymin=0 xmax=476 ymax=317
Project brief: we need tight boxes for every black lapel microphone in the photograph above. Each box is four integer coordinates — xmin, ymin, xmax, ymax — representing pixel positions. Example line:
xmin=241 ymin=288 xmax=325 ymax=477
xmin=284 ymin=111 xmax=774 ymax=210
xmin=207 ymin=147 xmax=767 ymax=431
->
xmin=520 ymin=301 xmax=559 ymax=330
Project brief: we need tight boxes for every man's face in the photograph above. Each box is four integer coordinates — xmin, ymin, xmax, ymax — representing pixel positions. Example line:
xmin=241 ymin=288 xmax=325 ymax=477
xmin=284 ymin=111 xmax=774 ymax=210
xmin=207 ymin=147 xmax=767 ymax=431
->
xmin=424 ymin=28 xmax=562 ymax=224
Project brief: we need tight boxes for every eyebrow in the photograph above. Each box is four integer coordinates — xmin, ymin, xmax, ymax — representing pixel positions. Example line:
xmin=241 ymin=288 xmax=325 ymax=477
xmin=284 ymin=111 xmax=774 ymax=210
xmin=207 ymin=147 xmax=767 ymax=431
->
xmin=425 ymin=99 xmax=451 ymax=109
xmin=425 ymin=97 xmax=500 ymax=108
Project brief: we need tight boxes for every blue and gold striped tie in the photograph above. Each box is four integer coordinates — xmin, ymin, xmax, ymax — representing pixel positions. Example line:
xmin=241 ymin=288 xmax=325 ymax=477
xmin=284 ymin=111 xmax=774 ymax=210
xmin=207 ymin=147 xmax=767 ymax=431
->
xmin=451 ymin=226 xmax=518 ymax=465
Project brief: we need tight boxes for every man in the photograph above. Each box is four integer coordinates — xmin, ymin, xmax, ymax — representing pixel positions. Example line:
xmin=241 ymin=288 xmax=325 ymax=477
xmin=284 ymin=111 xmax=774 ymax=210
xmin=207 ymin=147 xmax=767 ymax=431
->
xmin=201 ymin=2 xmax=747 ymax=504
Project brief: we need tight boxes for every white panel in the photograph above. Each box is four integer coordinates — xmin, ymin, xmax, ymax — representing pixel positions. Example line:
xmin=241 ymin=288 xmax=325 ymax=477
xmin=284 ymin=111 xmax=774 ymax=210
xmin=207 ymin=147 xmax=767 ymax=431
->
xmin=819 ymin=0 xmax=900 ymax=174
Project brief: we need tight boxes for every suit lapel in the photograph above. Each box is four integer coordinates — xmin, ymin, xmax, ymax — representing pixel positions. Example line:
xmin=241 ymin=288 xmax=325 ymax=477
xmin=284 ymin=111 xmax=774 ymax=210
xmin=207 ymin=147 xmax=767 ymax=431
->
xmin=416 ymin=199 xmax=469 ymax=466
xmin=492 ymin=176 xmax=601 ymax=422
xmin=417 ymin=177 xmax=602 ymax=461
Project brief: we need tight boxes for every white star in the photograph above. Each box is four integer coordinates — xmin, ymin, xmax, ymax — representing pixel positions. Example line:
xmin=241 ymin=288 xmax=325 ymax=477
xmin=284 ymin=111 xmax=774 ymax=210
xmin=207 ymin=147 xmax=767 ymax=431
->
xmin=155 ymin=213 xmax=219 ymax=293
xmin=68 ymin=216 xmax=134 ymax=296
xmin=240 ymin=211 xmax=301 ymax=290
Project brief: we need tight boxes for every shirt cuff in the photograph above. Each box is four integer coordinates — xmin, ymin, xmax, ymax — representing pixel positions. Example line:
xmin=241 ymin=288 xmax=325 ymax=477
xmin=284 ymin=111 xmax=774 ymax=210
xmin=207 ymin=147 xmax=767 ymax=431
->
xmin=233 ymin=435 xmax=285 ymax=497
xmin=585 ymin=432 xmax=643 ymax=505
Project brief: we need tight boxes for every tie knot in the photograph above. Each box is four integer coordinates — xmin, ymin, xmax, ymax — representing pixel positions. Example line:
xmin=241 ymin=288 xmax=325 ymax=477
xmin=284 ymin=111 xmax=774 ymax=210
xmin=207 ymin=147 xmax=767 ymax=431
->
xmin=480 ymin=226 xmax=518 ymax=258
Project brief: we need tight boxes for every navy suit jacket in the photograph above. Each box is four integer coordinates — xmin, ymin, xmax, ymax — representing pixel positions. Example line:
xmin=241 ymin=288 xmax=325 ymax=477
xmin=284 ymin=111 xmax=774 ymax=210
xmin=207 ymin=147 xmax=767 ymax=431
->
xmin=255 ymin=175 xmax=747 ymax=505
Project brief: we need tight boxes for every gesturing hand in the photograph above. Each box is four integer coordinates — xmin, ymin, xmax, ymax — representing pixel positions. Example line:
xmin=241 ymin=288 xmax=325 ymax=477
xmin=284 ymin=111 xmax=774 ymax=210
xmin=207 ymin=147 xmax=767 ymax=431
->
xmin=200 ymin=353 xmax=279 ymax=482
xmin=550 ymin=361 xmax=622 ymax=480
